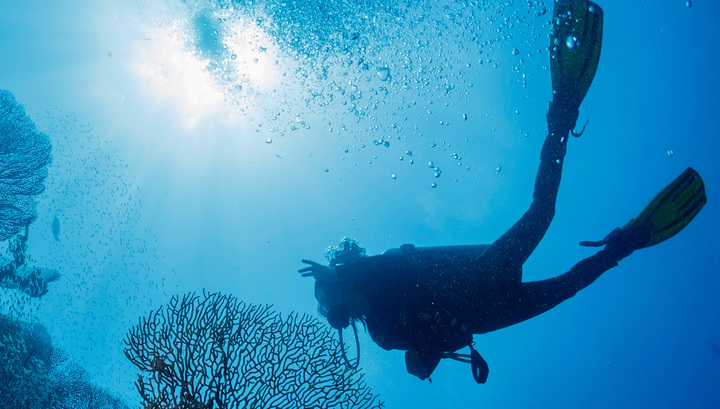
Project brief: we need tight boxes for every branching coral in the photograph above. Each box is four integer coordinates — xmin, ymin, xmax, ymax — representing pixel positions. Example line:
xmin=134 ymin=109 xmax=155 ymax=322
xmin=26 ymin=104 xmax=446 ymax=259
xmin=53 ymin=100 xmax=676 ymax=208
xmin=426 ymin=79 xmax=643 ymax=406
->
xmin=124 ymin=291 xmax=384 ymax=409
xmin=0 ymin=89 xmax=53 ymax=242
xmin=49 ymin=351 xmax=130 ymax=409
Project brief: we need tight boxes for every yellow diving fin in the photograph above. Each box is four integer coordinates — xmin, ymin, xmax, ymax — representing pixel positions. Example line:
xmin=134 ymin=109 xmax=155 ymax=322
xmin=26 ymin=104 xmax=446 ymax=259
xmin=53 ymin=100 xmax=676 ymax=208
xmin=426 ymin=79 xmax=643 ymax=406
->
xmin=622 ymin=167 xmax=706 ymax=248
xmin=550 ymin=0 xmax=604 ymax=108
xmin=581 ymin=168 xmax=707 ymax=250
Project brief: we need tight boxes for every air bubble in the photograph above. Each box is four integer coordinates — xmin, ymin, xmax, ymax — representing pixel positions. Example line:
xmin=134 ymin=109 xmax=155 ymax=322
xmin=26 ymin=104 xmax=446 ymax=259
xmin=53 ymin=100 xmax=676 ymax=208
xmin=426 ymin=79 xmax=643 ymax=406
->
xmin=565 ymin=35 xmax=578 ymax=50
xmin=376 ymin=67 xmax=390 ymax=81
xmin=265 ymin=138 xmax=272 ymax=144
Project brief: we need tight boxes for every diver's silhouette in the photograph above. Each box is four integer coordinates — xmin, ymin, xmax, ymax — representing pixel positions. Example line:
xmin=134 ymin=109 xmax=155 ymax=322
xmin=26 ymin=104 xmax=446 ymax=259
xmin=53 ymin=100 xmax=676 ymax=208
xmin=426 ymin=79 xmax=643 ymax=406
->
xmin=299 ymin=0 xmax=706 ymax=383
xmin=51 ymin=215 xmax=60 ymax=242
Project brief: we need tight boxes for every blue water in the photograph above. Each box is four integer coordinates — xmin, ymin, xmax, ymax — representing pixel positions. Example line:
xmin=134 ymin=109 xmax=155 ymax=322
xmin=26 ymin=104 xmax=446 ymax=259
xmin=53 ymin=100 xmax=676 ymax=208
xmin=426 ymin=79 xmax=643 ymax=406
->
xmin=1 ymin=0 xmax=719 ymax=407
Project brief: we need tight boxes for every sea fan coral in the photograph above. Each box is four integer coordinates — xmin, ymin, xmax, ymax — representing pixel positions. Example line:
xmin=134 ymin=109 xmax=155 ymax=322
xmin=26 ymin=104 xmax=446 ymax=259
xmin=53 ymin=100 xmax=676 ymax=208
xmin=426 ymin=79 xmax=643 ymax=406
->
xmin=0 ymin=89 xmax=52 ymax=242
xmin=124 ymin=291 xmax=383 ymax=409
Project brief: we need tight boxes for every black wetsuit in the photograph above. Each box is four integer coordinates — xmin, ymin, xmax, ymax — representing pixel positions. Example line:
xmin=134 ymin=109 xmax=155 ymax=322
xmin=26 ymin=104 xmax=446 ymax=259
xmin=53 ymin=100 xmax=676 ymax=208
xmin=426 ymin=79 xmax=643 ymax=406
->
xmin=333 ymin=97 xmax=625 ymax=374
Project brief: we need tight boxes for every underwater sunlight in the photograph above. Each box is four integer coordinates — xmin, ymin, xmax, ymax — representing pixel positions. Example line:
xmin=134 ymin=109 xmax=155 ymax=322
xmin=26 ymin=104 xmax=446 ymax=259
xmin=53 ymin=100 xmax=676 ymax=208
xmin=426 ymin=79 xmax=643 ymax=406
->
xmin=133 ymin=15 xmax=281 ymax=129
xmin=1 ymin=0 xmax=719 ymax=408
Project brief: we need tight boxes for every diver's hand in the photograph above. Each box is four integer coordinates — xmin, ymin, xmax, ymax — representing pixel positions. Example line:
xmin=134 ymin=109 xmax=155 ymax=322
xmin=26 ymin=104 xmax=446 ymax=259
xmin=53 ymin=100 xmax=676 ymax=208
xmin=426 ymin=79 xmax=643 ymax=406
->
xmin=299 ymin=259 xmax=340 ymax=283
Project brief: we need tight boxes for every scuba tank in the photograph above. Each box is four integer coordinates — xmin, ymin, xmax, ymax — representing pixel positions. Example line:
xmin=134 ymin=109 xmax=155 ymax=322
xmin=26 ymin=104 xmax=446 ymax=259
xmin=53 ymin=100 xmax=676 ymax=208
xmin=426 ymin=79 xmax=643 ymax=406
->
xmin=382 ymin=243 xmax=490 ymax=264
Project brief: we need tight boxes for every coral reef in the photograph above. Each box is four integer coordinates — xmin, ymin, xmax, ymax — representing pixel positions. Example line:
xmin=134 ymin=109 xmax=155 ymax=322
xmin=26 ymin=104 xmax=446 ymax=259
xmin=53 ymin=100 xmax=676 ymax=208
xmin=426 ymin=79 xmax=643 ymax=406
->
xmin=125 ymin=291 xmax=383 ymax=409
xmin=1 ymin=225 xmax=59 ymax=298
xmin=0 ymin=89 xmax=52 ymax=242
xmin=0 ymin=314 xmax=129 ymax=409
xmin=0 ymin=315 xmax=55 ymax=408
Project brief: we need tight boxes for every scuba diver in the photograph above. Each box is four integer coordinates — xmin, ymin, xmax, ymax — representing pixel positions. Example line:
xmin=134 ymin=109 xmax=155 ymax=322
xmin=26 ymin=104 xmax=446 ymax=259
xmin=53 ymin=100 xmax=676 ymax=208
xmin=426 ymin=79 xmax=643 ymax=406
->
xmin=298 ymin=0 xmax=707 ymax=383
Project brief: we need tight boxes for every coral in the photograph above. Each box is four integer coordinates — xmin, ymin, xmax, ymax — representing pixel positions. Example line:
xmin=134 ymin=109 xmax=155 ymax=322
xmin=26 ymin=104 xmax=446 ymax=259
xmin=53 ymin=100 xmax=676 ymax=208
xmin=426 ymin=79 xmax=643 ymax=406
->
xmin=0 ymin=226 xmax=60 ymax=298
xmin=0 ymin=314 xmax=129 ymax=409
xmin=124 ymin=291 xmax=383 ymax=409
xmin=0 ymin=314 xmax=56 ymax=408
xmin=0 ymin=89 xmax=53 ymax=242
xmin=48 ymin=352 xmax=130 ymax=409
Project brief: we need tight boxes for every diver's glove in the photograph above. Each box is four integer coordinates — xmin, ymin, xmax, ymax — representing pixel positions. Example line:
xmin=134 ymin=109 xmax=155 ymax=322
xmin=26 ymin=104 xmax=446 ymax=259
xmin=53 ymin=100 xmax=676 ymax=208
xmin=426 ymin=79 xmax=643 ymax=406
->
xmin=298 ymin=259 xmax=340 ymax=283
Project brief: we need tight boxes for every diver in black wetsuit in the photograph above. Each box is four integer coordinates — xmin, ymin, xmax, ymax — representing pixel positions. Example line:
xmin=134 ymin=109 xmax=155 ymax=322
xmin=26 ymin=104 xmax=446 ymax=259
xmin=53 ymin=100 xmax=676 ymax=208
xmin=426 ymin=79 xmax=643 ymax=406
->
xmin=299 ymin=0 xmax=706 ymax=383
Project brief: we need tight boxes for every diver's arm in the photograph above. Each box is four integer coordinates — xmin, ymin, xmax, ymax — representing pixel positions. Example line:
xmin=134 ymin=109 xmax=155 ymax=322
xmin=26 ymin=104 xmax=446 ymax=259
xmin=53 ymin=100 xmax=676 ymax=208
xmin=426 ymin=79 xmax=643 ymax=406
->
xmin=300 ymin=254 xmax=416 ymax=311
xmin=299 ymin=254 xmax=409 ymax=289
xmin=299 ymin=259 xmax=340 ymax=283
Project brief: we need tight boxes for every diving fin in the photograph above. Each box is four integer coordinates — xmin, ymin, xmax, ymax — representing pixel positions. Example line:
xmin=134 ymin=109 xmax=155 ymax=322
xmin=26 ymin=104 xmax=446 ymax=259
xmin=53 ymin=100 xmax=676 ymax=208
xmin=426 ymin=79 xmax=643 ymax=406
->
xmin=550 ymin=0 xmax=603 ymax=108
xmin=581 ymin=168 xmax=707 ymax=251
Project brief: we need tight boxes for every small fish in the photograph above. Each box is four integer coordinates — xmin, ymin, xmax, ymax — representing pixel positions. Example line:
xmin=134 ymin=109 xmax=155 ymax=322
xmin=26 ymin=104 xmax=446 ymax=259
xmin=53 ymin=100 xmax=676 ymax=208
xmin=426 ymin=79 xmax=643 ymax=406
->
xmin=51 ymin=215 xmax=60 ymax=242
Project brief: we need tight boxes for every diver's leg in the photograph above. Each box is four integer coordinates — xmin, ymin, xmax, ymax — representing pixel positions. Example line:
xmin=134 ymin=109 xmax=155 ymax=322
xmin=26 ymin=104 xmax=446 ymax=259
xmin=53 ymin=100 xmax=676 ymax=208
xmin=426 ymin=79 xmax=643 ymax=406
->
xmin=476 ymin=99 xmax=579 ymax=282
xmin=474 ymin=248 xmax=618 ymax=333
